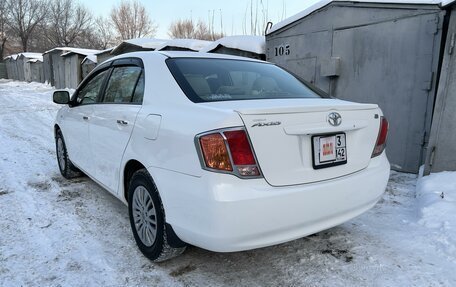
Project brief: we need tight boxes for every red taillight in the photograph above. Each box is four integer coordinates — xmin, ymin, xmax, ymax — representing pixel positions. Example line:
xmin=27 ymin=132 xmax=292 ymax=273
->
xmin=223 ymin=130 xmax=256 ymax=165
xmin=372 ymin=117 xmax=389 ymax=158
xmin=198 ymin=129 xmax=261 ymax=177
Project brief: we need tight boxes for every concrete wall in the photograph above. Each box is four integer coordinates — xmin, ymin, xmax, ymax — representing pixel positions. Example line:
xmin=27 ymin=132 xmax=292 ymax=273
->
xmin=43 ymin=53 xmax=54 ymax=85
xmin=266 ymin=2 xmax=444 ymax=173
xmin=63 ymin=54 xmax=84 ymax=89
xmin=51 ymin=51 xmax=66 ymax=89
xmin=16 ymin=57 xmax=25 ymax=81
xmin=425 ymin=6 xmax=456 ymax=174
xmin=30 ymin=62 xmax=44 ymax=83
xmin=0 ymin=63 xmax=7 ymax=79
xmin=82 ymin=61 xmax=96 ymax=79
xmin=97 ymin=52 xmax=114 ymax=64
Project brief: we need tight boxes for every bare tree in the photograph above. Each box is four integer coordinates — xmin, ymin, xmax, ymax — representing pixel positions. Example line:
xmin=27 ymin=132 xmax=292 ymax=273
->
xmin=242 ymin=0 xmax=271 ymax=36
xmin=110 ymin=0 xmax=157 ymax=40
xmin=168 ymin=19 xmax=223 ymax=41
xmin=6 ymin=0 xmax=47 ymax=52
xmin=0 ymin=0 xmax=8 ymax=59
xmin=168 ymin=19 xmax=194 ymax=39
xmin=94 ymin=16 xmax=116 ymax=49
xmin=46 ymin=0 xmax=92 ymax=47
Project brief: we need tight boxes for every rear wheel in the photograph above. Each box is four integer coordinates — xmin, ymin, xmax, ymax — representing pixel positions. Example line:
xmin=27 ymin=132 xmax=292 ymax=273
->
xmin=128 ymin=169 xmax=186 ymax=262
xmin=55 ymin=130 xmax=82 ymax=179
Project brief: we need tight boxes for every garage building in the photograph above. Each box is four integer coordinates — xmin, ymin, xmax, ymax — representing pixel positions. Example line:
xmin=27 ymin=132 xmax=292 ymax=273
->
xmin=266 ymin=0 xmax=455 ymax=173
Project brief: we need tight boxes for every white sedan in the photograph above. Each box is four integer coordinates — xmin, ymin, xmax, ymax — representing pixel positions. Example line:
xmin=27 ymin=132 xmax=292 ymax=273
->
xmin=53 ymin=52 xmax=390 ymax=262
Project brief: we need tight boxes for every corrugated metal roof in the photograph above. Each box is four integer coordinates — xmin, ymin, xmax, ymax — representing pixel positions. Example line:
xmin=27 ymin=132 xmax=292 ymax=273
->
xmin=156 ymin=39 xmax=213 ymax=51
xmin=268 ymin=0 xmax=455 ymax=34
xmin=110 ymin=38 xmax=168 ymax=55
xmin=200 ymin=35 xmax=265 ymax=55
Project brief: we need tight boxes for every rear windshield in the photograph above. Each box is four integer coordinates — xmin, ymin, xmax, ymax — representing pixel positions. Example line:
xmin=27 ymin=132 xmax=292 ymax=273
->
xmin=166 ymin=58 xmax=323 ymax=103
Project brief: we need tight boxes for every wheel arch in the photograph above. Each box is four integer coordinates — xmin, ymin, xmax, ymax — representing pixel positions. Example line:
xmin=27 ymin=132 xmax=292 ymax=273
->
xmin=122 ymin=159 xmax=147 ymax=203
xmin=54 ymin=124 xmax=61 ymax=137
xmin=123 ymin=160 xmax=187 ymax=248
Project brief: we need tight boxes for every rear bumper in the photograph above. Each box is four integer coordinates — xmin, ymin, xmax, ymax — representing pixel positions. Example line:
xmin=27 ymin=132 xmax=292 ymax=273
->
xmin=149 ymin=153 xmax=390 ymax=252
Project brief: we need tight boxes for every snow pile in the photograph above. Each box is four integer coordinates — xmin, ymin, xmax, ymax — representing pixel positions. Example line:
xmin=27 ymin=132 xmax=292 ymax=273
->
xmin=416 ymin=171 xmax=456 ymax=229
xmin=200 ymin=35 xmax=265 ymax=55
xmin=416 ymin=171 xmax=456 ymax=260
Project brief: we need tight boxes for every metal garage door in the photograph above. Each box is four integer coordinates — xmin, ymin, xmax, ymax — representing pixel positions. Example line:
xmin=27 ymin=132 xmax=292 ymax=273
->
xmin=331 ymin=13 xmax=443 ymax=172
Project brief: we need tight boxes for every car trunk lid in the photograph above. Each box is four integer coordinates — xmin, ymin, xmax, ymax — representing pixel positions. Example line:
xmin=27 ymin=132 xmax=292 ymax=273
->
xmin=225 ymin=99 xmax=381 ymax=186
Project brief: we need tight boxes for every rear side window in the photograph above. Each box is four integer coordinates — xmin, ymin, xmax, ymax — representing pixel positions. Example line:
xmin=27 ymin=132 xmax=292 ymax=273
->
xmin=103 ymin=66 xmax=142 ymax=103
xmin=77 ymin=70 xmax=109 ymax=105
xmin=132 ymin=72 xmax=145 ymax=104
xmin=166 ymin=58 xmax=322 ymax=103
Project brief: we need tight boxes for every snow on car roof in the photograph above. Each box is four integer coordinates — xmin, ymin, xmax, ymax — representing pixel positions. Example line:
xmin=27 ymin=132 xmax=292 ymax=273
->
xmin=267 ymin=0 xmax=455 ymax=34
xmin=156 ymin=39 xmax=213 ymax=51
xmin=199 ymin=35 xmax=265 ymax=55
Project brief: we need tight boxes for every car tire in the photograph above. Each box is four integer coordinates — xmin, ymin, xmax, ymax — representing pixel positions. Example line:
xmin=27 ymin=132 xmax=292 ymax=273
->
xmin=55 ymin=129 xmax=82 ymax=179
xmin=128 ymin=169 xmax=186 ymax=262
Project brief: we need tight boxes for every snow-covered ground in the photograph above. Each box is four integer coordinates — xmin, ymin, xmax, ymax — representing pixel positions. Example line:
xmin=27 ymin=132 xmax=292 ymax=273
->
xmin=0 ymin=80 xmax=455 ymax=286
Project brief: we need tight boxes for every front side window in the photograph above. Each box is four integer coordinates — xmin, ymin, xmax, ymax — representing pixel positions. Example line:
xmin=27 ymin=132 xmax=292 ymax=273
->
xmin=167 ymin=58 xmax=323 ymax=103
xmin=103 ymin=66 xmax=142 ymax=103
xmin=76 ymin=70 xmax=109 ymax=105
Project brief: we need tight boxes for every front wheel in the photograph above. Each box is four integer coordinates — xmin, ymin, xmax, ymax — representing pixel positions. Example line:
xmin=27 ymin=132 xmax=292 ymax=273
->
xmin=128 ymin=169 xmax=186 ymax=262
xmin=55 ymin=130 xmax=82 ymax=179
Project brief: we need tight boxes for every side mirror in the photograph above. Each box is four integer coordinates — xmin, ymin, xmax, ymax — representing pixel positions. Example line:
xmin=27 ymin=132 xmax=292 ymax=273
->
xmin=53 ymin=90 xmax=70 ymax=104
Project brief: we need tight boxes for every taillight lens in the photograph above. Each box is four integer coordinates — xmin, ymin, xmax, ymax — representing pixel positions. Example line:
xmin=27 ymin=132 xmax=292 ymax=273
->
xmin=198 ymin=129 xmax=261 ymax=177
xmin=199 ymin=133 xmax=233 ymax=171
xmin=372 ymin=117 xmax=389 ymax=158
xmin=223 ymin=130 xmax=256 ymax=165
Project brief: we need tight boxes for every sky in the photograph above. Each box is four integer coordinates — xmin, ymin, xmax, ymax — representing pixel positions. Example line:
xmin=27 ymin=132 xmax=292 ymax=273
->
xmin=78 ymin=0 xmax=321 ymax=39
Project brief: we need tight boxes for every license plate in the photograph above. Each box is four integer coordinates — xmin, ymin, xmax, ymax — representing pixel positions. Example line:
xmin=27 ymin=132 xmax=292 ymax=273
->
xmin=312 ymin=133 xmax=347 ymax=169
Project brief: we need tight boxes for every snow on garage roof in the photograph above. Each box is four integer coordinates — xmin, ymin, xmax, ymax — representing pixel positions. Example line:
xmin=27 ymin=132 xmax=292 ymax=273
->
xmin=200 ymin=35 xmax=265 ymax=55
xmin=81 ymin=54 xmax=97 ymax=64
xmin=18 ymin=53 xmax=43 ymax=61
xmin=95 ymin=47 xmax=115 ymax=55
xmin=267 ymin=0 xmax=455 ymax=34
xmin=43 ymin=47 xmax=99 ymax=56
xmin=27 ymin=58 xmax=43 ymax=63
xmin=111 ymin=38 xmax=168 ymax=55
xmin=60 ymin=48 xmax=100 ymax=57
xmin=156 ymin=39 xmax=213 ymax=51
xmin=4 ymin=54 xmax=19 ymax=60
xmin=4 ymin=53 xmax=42 ymax=61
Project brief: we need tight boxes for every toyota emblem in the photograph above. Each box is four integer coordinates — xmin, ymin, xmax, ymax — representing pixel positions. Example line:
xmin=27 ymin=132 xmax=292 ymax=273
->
xmin=328 ymin=112 xmax=342 ymax=127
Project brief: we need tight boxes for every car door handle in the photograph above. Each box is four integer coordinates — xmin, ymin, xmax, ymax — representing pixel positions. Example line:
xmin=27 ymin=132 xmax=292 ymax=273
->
xmin=83 ymin=116 xmax=89 ymax=120
xmin=117 ymin=120 xmax=128 ymax=125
